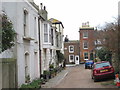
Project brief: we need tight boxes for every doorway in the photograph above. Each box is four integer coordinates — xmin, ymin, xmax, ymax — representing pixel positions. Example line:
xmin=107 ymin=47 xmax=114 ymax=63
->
xmin=75 ymin=55 xmax=79 ymax=65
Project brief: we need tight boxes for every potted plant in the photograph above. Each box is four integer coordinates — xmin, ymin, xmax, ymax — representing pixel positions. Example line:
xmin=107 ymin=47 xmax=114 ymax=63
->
xmin=43 ymin=70 xmax=50 ymax=81
xmin=25 ymin=75 xmax=30 ymax=83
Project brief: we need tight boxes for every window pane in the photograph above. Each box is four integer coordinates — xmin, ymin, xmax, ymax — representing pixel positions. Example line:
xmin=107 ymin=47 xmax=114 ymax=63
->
xmin=44 ymin=24 xmax=48 ymax=42
xmin=23 ymin=10 xmax=28 ymax=36
xmin=70 ymin=56 xmax=73 ymax=60
xmin=83 ymin=32 xmax=88 ymax=38
xmin=69 ymin=46 xmax=74 ymax=53
xmin=83 ymin=42 xmax=88 ymax=49
xmin=95 ymin=62 xmax=110 ymax=69
xmin=44 ymin=24 xmax=47 ymax=33
xmin=84 ymin=52 xmax=88 ymax=59
xmin=44 ymin=34 xmax=48 ymax=42
xmin=70 ymin=47 xmax=73 ymax=51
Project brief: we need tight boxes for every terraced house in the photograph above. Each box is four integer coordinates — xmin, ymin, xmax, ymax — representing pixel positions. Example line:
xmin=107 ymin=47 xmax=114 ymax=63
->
xmin=64 ymin=40 xmax=80 ymax=65
xmin=79 ymin=22 xmax=96 ymax=63
xmin=1 ymin=0 xmax=64 ymax=88
xmin=39 ymin=5 xmax=64 ymax=73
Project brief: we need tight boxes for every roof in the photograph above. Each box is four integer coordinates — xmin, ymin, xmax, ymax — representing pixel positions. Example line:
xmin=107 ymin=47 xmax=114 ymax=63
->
xmin=49 ymin=18 xmax=64 ymax=28
xmin=64 ymin=40 xmax=79 ymax=43
xmin=28 ymin=0 xmax=39 ymax=11
xmin=49 ymin=18 xmax=61 ymax=23
xmin=79 ymin=27 xmax=94 ymax=30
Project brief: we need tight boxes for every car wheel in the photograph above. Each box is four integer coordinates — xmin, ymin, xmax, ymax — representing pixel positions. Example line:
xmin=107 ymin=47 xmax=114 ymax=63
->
xmin=91 ymin=75 xmax=93 ymax=79
xmin=112 ymin=75 xmax=115 ymax=79
xmin=93 ymin=76 xmax=97 ymax=82
xmin=85 ymin=66 xmax=87 ymax=69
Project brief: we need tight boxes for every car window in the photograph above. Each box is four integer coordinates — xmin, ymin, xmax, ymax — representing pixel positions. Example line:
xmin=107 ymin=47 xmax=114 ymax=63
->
xmin=95 ymin=62 xmax=110 ymax=69
xmin=87 ymin=61 xmax=93 ymax=63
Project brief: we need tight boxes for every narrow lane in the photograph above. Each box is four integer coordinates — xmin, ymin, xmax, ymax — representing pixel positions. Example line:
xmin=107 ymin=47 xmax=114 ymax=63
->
xmin=54 ymin=64 xmax=115 ymax=88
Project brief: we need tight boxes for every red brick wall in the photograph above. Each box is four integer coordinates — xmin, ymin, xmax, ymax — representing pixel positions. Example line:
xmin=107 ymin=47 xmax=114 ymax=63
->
xmin=79 ymin=29 xmax=95 ymax=62
xmin=64 ymin=41 xmax=80 ymax=64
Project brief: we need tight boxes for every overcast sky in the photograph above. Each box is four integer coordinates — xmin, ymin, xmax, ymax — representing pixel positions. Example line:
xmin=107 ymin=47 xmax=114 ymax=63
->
xmin=34 ymin=0 xmax=119 ymax=40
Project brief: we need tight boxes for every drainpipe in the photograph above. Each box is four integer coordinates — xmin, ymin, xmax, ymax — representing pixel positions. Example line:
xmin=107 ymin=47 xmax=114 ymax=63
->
xmin=38 ymin=16 xmax=41 ymax=77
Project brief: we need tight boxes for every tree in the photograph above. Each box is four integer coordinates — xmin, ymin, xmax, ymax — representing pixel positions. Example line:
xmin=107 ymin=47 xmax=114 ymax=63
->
xmin=0 ymin=13 xmax=15 ymax=53
xmin=97 ymin=47 xmax=112 ymax=63
xmin=96 ymin=18 xmax=120 ymax=71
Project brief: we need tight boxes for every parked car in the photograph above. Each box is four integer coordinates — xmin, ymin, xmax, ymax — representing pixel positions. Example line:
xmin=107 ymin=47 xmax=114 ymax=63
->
xmin=85 ymin=60 xmax=94 ymax=69
xmin=91 ymin=61 xmax=115 ymax=82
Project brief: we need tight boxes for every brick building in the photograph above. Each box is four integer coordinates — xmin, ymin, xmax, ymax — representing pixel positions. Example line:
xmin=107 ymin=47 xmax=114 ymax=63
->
xmin=79 ymin=22 xmax=95 ymax=63
xmin=64 ymin=40 xmax=80 ymax=65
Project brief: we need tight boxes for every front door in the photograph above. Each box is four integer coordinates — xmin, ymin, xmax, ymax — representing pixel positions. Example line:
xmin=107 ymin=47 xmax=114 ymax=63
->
xmin=75 ymin=55 xmax=79 ymax=65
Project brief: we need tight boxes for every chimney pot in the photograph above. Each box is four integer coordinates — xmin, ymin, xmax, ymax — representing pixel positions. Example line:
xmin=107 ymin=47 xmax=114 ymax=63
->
xmin=40 ymin=3 xmax=43 ymax=10
xmin=44 ymin=6 xmax=46 ymax=10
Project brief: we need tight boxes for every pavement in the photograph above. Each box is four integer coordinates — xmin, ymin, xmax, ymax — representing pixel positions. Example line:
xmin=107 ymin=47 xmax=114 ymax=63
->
xmin=41 ymin=68 xmax=69 ymax=88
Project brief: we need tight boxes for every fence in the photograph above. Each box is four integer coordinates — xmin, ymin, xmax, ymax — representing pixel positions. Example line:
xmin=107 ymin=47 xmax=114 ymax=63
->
xmin=0 ymin=58 xmax=17 ymax=89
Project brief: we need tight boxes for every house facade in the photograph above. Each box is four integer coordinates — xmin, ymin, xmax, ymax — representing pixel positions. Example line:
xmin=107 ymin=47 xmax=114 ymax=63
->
xmin=1 ymin=0 xmax=40 ymax=87
xmin=79 ymin=22 xmax=95 ymax=63
xmin=64 ymin=40 xmax=80 ymax=65
xmin=1 ymin=0 xmax=64 ymax=88
xmin=49 ymin=18 xmax=64 ymax=66
xmin=39 ymin=5 xmax=64 ymax=73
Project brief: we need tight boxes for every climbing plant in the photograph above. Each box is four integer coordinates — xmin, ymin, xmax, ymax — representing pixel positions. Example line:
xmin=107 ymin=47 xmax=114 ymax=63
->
xmin=56 ymin=50 xmax=64 ymax=63
xmin=0 ymin=13 xmax=15 ymax=53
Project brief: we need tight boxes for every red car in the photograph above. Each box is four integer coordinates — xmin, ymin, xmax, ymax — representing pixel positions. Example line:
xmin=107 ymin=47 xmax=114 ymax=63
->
xmin=91 ymin=61 xmax=115 ymax=82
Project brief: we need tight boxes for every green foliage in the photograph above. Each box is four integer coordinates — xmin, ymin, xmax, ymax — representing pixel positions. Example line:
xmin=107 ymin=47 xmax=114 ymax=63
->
xmin=43 ymin=70 xmax=50 ymax=75
xmin=1 ymin=13 xmax=15 ymax=53
xmin=49 ymin=64 xmax=54 ymax=69
xmin=97 ymin=47 xmax=112 ymax=63
xmin=20 ymin=79 xmax=42 ymax=88
xmin=56 ymin=51 xmax=64 ymax=63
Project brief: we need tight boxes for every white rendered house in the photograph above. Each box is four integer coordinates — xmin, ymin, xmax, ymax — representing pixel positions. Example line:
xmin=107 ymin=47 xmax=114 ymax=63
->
xmin=2 ymin=0 xmax=40 ymax=87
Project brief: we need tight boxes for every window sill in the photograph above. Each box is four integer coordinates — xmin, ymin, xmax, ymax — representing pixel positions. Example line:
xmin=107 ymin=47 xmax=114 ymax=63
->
xmin=83 ymin=48 xmax=88 ymax=49
xmin=23 ymin=36 xmax=34 ymax=41
xmin=84 ymin=59 xmax=88 ymax=61
xmin=83 ymin=37 xmax=88 ymax=39
xmin=34 ymin=40 xmax=38 ymax=43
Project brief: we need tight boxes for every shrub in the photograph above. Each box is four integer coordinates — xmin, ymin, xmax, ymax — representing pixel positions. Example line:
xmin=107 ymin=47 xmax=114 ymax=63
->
xmin=20 ymin=79 xmax=42 ymax=88
xmin=1 ymin=13 xmax=16 ymax=53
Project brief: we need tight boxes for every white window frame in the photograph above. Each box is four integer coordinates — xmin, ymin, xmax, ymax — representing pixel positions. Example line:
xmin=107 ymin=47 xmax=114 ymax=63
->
xmin=84 ymin=52 xmax=88 ymax=60
xmin=83 ymin=32 xmax=88 ymax=38
xmin=34 ymin=17 xmax=37 ymax=40
xmin=44 ymin=24 xmax=48 ymax=43
xmin=69 ymin=45 xmax=74 ymax=53
xmin=23 ymin=9 xmax=29 ymax=37
xmin=69 ymin=55 xmax=74 ymax=62
xmin=83 ymin=41 xmax=88 ymax=49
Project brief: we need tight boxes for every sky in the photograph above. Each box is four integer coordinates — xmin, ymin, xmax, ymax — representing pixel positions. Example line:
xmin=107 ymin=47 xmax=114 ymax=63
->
xmin=34 ymin=0 xmax=119 ymax=40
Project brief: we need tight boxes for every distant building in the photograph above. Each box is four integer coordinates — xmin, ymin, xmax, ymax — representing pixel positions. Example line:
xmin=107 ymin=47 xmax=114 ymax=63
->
xmin=79 ymin=22 xmax=95 ymax=63
xmin=64 ymin=40 xmax=80 ymax=65
xmin=49 ymin=18 xmax=64 ymax=67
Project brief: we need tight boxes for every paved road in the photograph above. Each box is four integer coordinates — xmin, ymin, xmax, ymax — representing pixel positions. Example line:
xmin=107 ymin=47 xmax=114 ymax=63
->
xmin=54 ymin=64 xmax=116 ymax=88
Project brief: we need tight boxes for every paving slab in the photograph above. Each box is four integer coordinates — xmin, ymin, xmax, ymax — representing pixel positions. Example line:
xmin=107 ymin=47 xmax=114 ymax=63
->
xmin=41 ymin=68 xmax=69 ymax=88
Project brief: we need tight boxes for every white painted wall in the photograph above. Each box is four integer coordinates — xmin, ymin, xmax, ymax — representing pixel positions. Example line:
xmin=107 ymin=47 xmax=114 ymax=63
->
xmin=2 ymin=0 xmax=40 ymax=87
